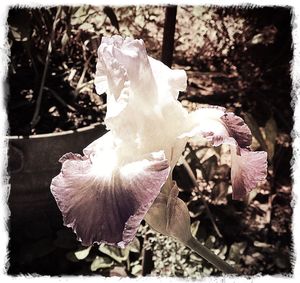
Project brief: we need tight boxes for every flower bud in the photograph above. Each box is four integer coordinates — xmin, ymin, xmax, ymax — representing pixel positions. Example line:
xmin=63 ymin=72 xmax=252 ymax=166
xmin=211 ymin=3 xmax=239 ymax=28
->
xmin=144 ymin=181 xmax=192 ymax=244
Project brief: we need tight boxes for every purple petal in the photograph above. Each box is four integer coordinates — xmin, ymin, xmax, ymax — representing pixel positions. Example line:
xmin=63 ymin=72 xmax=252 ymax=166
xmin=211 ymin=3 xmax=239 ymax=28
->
xmin=51 ymin=146 xmax=170 ymax=247
xmin=221 ymin=112 xmax=252 ymax=148
xmin=231 ymin=147 xmax=268 ymax=200
xmin=182 ymin=106 xmax=267 ymax=199
xmin=182 ymin=106 xmax=252 ymax=148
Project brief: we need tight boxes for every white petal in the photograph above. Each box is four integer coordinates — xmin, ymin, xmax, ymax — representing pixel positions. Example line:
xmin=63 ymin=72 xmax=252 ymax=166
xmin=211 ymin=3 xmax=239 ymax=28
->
xmin=148 ymin=56 xmax=187 ymax=100
xmin=94 ymin=36 xmax=188 ymax=155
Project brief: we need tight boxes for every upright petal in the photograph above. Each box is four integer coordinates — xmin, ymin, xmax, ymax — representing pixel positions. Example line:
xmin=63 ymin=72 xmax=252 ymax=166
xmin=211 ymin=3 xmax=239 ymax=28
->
xmin=50 ymin=134 xmax=170 ymax=247
xmin=94 ymin=35 xmax=188 ymax=159
xmin=95 ymin=35 xmax=187 ymax=108
xmin=148 ymin=56 xmax=187 ymax=100
xmin=95 ymin=35 xmax=157 ymax=108
xmin=181 ymin=106 xmax=267 ymax=199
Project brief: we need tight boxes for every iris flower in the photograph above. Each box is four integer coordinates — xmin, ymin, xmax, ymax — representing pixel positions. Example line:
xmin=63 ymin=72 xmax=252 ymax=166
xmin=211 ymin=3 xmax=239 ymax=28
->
xmin=50 ymin=35 xmax=267 ymax=250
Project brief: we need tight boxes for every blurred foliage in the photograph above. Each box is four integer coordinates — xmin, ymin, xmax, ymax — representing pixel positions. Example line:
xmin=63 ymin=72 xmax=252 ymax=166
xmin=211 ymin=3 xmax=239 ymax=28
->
xmin=7 ymin=5 xmax=293 ymax=278
xmin=7 ymin=6 xmax=107 ymax=135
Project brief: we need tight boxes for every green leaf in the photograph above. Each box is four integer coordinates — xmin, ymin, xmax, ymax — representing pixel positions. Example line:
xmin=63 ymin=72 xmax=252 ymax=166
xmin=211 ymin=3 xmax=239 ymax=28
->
xmin=228 ymin=242 xmax=247 ymax=263
xmin=74 ymin=245 xmax=92 ymax=260
xmin=71 ymin=6 xmax=90 ymax=25
xmin=99 ymin=244 xmax=129 ymax=263
xmin=217 ymin=245 xmax=228 ymax=260
xmin=61 ymin=31 xmax=69 ymax=48
xmin=192 ymin=6 xmax=206 ymax=17
xmin=90 ymin=256 xmax=114 ymax=271
xmin=244 ymin=113 xmax=268 ymax=152
xmin=8 ymin=10 xmax=32 ymax=42
xmin=201 ymin=154 xmax=218 ymax=181
xmin=245 ymin=188 xmax=258 ymax=205
xmin=190 ymin=253 xmax=203 ymax=263
xmin=109 ymin=266 xmax=128 ymax=277
xmin=191 ymin=220 xmax=200 ymax=237
xmin=128 ymin=237 xmax=140 ymax=253
xmin=199 ymin=147 xmax=218 ymax=162
xmin=264 ymin=115 xmax=277 ymax=161
xmin=78 ymin=22 xmax=94 ymax=31
xmin=205 ymin=235 xmax=216 ymax=249
xmin=131 ymin=264 xmax=142 ymax=276
xmin=66 ymin=251 xmax=79 ymax=262
xmin=253 ymin=241 xmax=272 ymax=248
xmin=98 ymin=237 xmax=140 ymax=264
xmin=203 ymin=266 xmax=213 ymax=276
xmin=251 ymin=33 xmax=264 ymax=45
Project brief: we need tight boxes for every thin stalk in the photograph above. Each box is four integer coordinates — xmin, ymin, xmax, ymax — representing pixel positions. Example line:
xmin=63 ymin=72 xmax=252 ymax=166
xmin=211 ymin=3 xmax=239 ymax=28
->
xmin=24 ymin=40 xmax=38 ymax=77
xmin=185 ymin=236 xmax=237 ymax=274
xmin=31 ymin=7 xmax=62 ymax=129
xmin=75 ymin=55 xmax=92 ymax=94
xmin=43 ymin=86 xmax=76 ymax=112
xmin=75 ymin=79 xmax=94 ymax=92
xmin=182 ymin=158 xmax=223 ymax=238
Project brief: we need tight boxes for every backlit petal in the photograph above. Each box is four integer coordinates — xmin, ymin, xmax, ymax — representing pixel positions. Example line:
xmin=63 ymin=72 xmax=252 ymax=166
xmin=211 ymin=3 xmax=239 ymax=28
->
xmin=94 ymin=35 xmax=188 ymax=159
xmin=95 ymin=35 xmax=157 ymax=106
xmin=50 ymin=135 xmax=170 ymax=247
xmin=148 ymin=56 xmax=187 ymax=100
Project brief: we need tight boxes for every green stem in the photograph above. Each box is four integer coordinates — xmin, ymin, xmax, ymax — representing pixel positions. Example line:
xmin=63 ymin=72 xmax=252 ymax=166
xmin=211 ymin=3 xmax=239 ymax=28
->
xmin=185 ymin=237 xmax=237 ymax=274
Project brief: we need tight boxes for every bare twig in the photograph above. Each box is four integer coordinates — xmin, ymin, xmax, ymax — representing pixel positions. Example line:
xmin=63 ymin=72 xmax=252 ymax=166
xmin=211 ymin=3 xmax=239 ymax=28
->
xmin=161 ymin=5 xmax=177 ymax=67
xmin=30 ymin=6 xmax=63 ymax=129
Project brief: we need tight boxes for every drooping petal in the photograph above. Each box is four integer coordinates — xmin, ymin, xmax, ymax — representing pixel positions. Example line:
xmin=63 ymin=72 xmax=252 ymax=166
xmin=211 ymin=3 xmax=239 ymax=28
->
xmin=50 ymin=134 xmax=170 ymax=247
xmin=221 ymin=112 xmax=252 ymax=148
xmin=231 ymin=147 xmax=267 ymax=200
xmin=180 ymin=106 xmax=267 ymax=199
